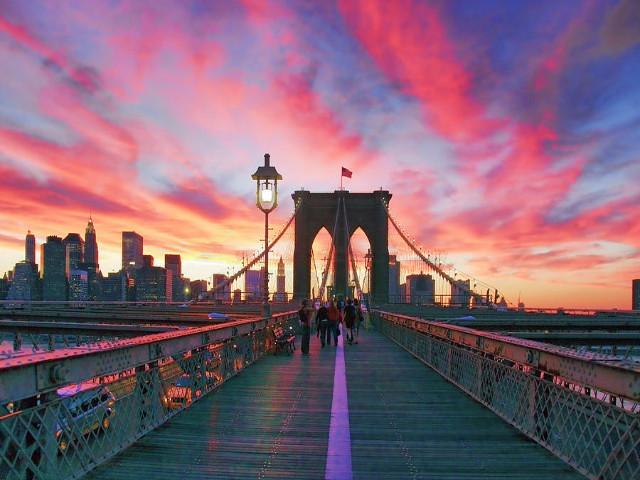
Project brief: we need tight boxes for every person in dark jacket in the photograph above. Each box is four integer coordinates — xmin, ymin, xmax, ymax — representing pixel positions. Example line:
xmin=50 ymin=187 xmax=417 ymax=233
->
xmin=298 ymin=299 xmax=312 ymax=355
xmin=316 ymin=302 xmax=329 ymax=347
xmin=343 ymin=298 xmax=356 ymax=345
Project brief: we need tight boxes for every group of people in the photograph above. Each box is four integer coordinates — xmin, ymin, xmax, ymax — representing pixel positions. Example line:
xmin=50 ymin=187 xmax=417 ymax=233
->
xmin=297 ymin=297 xmax=365 ymax=354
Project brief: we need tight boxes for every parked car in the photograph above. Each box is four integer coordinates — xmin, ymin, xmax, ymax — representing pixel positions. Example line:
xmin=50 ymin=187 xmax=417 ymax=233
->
xmin=55 ymin=383 xmax=116 ymax=453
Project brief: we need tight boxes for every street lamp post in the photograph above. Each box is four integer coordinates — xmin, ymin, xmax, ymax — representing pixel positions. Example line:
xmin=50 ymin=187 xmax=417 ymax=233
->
xmin=251 ymin=153 xmax=282 ymax=318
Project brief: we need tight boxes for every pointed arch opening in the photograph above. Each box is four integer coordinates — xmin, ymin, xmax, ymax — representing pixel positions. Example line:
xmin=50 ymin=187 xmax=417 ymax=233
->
xmin=310 ymin=226 xmax=333 ymax=300
xmin=349 ymin=227 xmax=372 ymax=299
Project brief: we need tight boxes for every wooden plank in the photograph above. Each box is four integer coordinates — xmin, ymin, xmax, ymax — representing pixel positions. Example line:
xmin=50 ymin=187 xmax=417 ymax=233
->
xmin=344 ymin=329 xmax=585 ymax=479
xmin=87 ymin=337 xmax=335 ymax=479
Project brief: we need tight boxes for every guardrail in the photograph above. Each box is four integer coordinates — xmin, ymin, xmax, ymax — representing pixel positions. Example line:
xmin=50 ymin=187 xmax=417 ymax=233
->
xmin=372 ymin=310 xmax=640 ymax=480
xmin=0 ymin=311 xmax=298 ymax=479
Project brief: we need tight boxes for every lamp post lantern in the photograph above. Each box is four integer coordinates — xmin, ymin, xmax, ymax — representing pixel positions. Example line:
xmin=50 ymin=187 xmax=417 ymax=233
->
xmin=251 ymin=153 xmax=282 ymax=317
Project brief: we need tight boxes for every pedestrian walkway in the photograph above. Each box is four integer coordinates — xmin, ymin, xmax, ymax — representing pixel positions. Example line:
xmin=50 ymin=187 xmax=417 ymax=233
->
xmin=87 ymin=328 xmax=584 ymax=479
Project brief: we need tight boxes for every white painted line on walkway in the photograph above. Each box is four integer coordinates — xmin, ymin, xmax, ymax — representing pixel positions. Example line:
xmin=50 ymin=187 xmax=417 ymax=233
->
xmin=325 ymin=332 xmax=353 ymax=480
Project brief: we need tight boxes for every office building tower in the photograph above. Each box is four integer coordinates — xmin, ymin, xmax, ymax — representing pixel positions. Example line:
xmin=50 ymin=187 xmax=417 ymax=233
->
xmin=122 ymin=231 xmax=143 ymax=270
xmin=212 ymin=273 xmax=231 ymax=302
xmin=633 ymin=279 xmax=640 ymax=310
xmin=244 ymin=269 xmax=263 ymax=302
xmin=233 ymin=289 xmax=242 ymax=303
xmin=134 ymin=263 xmax=168 ymax=302
xmin=102 ymin=272 xmax=127 ymax=302
xmin=84 ymin=217 xmax=99 ymax=267
xmin=41 ymin=236 xmax=66 ymax=301
xmin=69 ymin=269 xmax=89 ymax=301
xmin=451 ymin=279 xmax=472 ymax=307
xmin=274 ymin=257 xmax=288 ymax=302
xmin=388 ymin=255 xmax=401 ymax=301
xmin=406 ymin=273 xmax=435 ymax=304
xmin=165 ymin=254 xmax=182 ymax=302
xmin=7 ymin=261 xmax=40 ymax=301
xmin=190 ymin=279 xmax=208 ymax=301
xmin=165 ymin=254 xmax=181 ymax=278
xmin=63 ymin=233 xmax=84 ymax=280
xmin=25 ymin=231 xmax=36 ymax=264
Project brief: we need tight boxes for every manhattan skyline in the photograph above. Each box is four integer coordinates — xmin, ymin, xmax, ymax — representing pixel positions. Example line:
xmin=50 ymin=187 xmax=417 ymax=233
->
xmin=1 ymin=1 xmax=639 ymax=309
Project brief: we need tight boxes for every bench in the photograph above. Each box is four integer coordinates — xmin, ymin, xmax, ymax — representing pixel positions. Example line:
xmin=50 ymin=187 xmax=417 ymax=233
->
xmin=273 ymin=325 xmax=296 ymax=355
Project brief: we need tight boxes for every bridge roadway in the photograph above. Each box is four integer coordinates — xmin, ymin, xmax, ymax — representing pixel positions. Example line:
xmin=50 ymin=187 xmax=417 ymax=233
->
xmin=86 ymin=328 xmax=583 ymax=479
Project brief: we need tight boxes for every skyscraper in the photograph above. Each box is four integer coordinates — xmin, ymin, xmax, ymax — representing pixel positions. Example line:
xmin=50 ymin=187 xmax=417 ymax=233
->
xmin=633 ymin=279 xmax=640 ymax=310
xmin=165 ymin=254 xmax=181 ymax=278
xmin=84 ymin=217 xmax=99 ymax=267
xmin=212 ymin=273 xmax=231 ymax=302
xmin=25 ymin=231 xmax=36 ymax=264
xmin=41 ymin=236 xmax=66 ymax=301
xmin=69 ymin=269 xmax=89 ymax=301
xmin=7 ymin=261 xmax=39 ymax=301
xmin=451 ymin=279 xmax=471 ymax=307
xmin=122 ymin=231 xmax=143 ymax=270
xmin=63 ymin=233 xmax=84 ymax=279
xmin=134 ymin=262 xmax=168 ymax=302
xmin=274 ymin=257 xmax=287 ymax=302
xmin=406 ymin=273 xmax=435 ymax=304
xmin=165 ymin=254 xmax=182 ymax=302
xmin=244 ymin=269 xmax=263 ymax=302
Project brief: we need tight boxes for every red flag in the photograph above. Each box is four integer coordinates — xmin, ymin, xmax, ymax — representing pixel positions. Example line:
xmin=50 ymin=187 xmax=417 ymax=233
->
xmin=341 ymin=167 xmax=352 ymax=178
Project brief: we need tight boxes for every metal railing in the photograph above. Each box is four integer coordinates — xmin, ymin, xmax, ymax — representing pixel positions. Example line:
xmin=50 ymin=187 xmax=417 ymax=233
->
xmin=0 ymin=311 xmax=298 ymax=480
xmin=372 ymin=310 xmax=640 ymax=480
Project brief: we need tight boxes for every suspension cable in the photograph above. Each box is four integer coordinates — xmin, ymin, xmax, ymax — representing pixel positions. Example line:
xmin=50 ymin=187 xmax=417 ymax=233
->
xmin=210 ymin=197 xmax=303 ymax=296
xmin=341 ymin=196 xmax=362 ymax=298
xmin=318 ymin=195 xmax=343 ymax=300
xmin=382 ymin=198 xmax=486 ymax=304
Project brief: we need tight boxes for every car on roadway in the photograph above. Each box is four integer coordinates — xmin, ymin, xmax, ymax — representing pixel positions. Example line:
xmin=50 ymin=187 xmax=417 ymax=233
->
xmin=55 ymin=383 xmax=116 ymax=453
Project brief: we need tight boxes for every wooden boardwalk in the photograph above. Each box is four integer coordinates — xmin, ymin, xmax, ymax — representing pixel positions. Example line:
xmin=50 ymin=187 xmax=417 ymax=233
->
xmin=87 ymin=328 xmax=584 ymax=479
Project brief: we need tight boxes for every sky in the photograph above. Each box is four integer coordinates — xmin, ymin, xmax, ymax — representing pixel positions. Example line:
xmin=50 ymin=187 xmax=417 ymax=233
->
xmin=0 ymin=0 xmax=639 ymax=309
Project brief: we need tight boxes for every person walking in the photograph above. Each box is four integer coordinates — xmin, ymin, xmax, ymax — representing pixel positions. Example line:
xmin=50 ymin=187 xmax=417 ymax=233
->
xmin=327 ymin=299 xmax=340 ymax=346
xmin=298 ymin=299 xmax=312 ymax=355
xmin=344 ymin=298 xmax=356 ymax=345
xmin=353 ymin=299 xmax=363 ymax=344
xmin=317 ymin=301 xmax=329 ymax=347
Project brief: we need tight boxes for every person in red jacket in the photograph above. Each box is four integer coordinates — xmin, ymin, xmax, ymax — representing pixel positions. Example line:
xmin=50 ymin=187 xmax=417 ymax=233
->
xmin=326 ymin=299 xmax=340 ymax=346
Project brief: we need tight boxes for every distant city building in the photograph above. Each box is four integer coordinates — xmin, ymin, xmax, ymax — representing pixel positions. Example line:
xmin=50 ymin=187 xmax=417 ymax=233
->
xmin=135 ymin=263 xmax=167 ymax=302
xmin=233 ymin=288 xmax=242 ymax=303
xmin=389 ymin=255 xmax=401 ymax=301
xmin=274 ymin=257 xmax=288 ymax=302
xmin=69 ymin=269 xmax=89 ymax=301
xmin=41 ymin=236 xmax=66 ymax=301
xmin=165 ymin=254 xmax=182 ymax=302
xmin=190 ymin=279 xmax=208 ymax=301
xmin=102 ymin=272 xmax=126 ymax=302
xmin=633 ymin=279 xmax=640 ymax=310
xmin=122 ymin=231 xmax=143 ymax=271
xmin=80 ymin=262 xmax=101 ymax=301
xmin=84 ymin=217 xmax=99 ymax=267
xmin=165 ymin=254 xmax=181 ymax=278
xmin=143 ymin=255 xmax=154 ymax=267
xmin=244 ymin=269 xmax=263 ymax=302
xmin=451 ymin=279 xmax=471 ymax=307
xmin=0 ymin=274 xmax=9 ymax=300
xmin=212 ymin=273 xmax=231 ymax=302
xmin=398 ymin=283 xmax=406 ymax=303
xmin=6 ymin=261 xmax=39 ymax=301
xmin=406 ymin=273 xmax=435 ymax=304
xmin=25 ymin=230 xmax=36 ymax=264
xmin=63 ymin=233 xmax=84 ymax=280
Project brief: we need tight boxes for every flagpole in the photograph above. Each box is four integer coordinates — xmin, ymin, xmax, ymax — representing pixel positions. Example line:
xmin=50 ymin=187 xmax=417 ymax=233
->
xmin=340 ymin=170 xmax=343 ymax=191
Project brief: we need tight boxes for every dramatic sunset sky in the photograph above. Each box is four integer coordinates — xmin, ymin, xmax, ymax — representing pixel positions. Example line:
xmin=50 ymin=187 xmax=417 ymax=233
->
xmin=0 ymin=0 xmax=639 ymax=308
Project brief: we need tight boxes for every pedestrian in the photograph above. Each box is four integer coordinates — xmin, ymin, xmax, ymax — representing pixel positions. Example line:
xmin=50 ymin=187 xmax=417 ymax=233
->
xmin=353 ymin=299 xmax=363 ymax=344
xmin=316 ymin=301 xmax=329 ymax=347
xmin=298 ymin=299 xmax=312 ymax=355
xmin=344 ymin=298 xmax=356 ymax=345
xmin=327 ymin=299 xmax=340 ymax=346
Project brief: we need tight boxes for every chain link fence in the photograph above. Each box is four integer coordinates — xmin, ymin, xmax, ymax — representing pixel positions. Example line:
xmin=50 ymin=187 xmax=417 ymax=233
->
xmin=0 ymin=312 xmax=298 ymax=480
xmin=372 ymin=310 xmax=639 ymax=480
